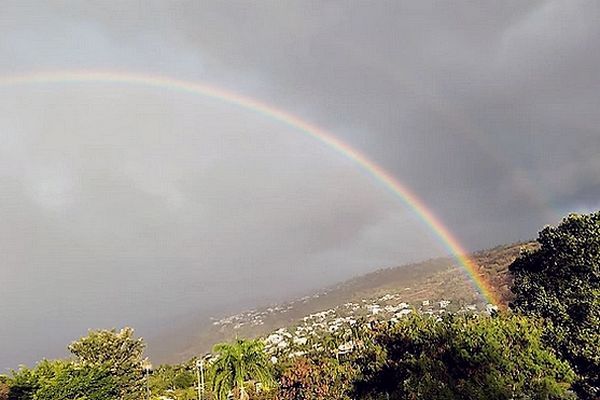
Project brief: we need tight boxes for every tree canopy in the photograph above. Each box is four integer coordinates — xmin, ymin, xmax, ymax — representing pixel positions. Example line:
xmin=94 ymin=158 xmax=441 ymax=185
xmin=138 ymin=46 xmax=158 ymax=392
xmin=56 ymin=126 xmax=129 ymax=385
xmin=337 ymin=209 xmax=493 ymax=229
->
xmin=353 ymin=314 xmax=575 ymax=400
xmin=68 ymin=327 xmax=147 ymax=400
xmin=209 ymin=338 xmax=275 ymax=400
xmin=277 ymin=356 xmax=353 ymax=400
xmin=6 ymin=359 xmax=118 ymax=400
xmin=510 ymin=211 xmax=600 ymax=398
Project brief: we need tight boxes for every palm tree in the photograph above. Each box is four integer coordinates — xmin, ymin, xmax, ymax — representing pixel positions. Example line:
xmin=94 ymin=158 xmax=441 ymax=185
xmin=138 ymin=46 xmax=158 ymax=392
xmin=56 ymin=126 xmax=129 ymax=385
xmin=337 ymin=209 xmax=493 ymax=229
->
xmin=209 ymin=338 xmax=274 ymax=400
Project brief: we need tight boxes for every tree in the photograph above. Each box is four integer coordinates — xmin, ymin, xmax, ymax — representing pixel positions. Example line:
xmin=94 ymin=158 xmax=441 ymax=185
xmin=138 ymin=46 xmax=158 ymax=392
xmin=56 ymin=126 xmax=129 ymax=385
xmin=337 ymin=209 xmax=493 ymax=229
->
xmin=31 ymin=359 xmax=118 ymax=400
xmin=277 ymin=357 xmax=353 ymax=400
xmin=0 ymin=376 xmax=10 ymax=400
xmin=353 ymin=314 xmax=575 ymax=400
xmin=6 ymin=359 xmax=117 ymax=400
xmin=510 ymin=212 xmax=600 ymax=398
xmin=208 ymin=339 xmax=274 ymax=400
xmin=68 ymin=327 xmax=146 ymax=400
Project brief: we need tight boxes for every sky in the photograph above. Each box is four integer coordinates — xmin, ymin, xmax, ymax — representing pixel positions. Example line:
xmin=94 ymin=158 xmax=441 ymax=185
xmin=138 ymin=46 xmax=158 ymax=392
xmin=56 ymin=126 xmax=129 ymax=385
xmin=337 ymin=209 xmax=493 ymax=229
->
xmin=1 ymin=1 xmax=599 ymax=369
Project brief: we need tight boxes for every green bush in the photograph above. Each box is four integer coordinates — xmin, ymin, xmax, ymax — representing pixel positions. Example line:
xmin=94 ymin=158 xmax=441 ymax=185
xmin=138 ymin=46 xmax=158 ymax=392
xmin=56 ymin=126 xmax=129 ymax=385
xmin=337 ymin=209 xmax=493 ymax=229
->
xmin=148 ymin=362 xmax=197 ymax=400
xmin=7 ymin=360 xmax=118 ymax=400
xmin=352 ymin=314 xmax=575 ymax=400
xmin=510 ymin=212 xmax=600 ymax=398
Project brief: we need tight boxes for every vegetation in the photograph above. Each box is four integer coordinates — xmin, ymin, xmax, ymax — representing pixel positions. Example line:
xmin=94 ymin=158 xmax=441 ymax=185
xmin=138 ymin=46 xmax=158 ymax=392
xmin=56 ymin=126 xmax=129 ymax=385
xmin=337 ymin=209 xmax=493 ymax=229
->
xmin=3 ymin=328 xmax=144 ymax=400
xmin=68 ymin=327 xmax=147 ymax=400
xmin=277 ymin=357 xmax=354 ymax=400
xmin=0 ymin=376 xmax=9 ymax=400
xmin=1 ymin=211 xmax=598 ymax=399
xmin=510 ymin=212 xmax=600 ymax=399
xmin=352 ymin=314 xmax=575 ymax=399
xmin=148 ymin=362 xmax=197 ymax=400
xmin=7 ymin=359 xmax=118 ymax=400
xmin=209 ymin=339 xmax=275 ymax=400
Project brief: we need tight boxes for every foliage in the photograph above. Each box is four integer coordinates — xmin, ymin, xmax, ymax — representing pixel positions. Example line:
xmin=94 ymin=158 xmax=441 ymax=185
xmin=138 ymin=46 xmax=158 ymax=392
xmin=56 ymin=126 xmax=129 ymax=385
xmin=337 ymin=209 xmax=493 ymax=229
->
xmin=277 ymin=356 xmax=353 ymax=400
xmin=6 ymin=366 xmax=39 ymax=400
xmin=208 ymin=338 xmax=275 ymax=400
xmin=68 ymin=327 xmax=146 ymax=400
xmin=31 ymin=360 xmax=117 ymax=400
xmin=510 ymin=212 xmax=600 ymax=398
xmin=0 ymin=309 xmax=579 ymax=400
xmin=352 ymin=314 xmax=575 ymax=400
xmin=148 ymin=362 xmax=197 ymax=400
xmin=0 ymin=376 xmax=8 ymax=400
xmin=6 ymin=359 xmax=118 ymax=400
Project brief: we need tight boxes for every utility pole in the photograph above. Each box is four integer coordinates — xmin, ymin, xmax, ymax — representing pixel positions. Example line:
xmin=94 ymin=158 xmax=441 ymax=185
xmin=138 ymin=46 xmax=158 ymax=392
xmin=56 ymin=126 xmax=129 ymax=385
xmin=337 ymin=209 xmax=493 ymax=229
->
xmin=196 ymin=358 xmax=206 ymax=400
xmin=196 ymin=359 xmax=202 ymax=400
xmin=142 ymin=361 xmax=152 ymax=400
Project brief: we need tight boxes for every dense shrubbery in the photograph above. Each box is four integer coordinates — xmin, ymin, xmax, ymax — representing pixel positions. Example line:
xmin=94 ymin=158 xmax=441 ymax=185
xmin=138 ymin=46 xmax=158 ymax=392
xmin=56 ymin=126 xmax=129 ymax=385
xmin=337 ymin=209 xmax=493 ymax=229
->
xmin=352 ymin=314 xmax=575 ymax=399
xmin=277 ymin=356 xmax=354 ymax=400
xmin=510 ymin=211 xmax=600 ymax=399
xmin=1 ymin=211 xmax=598 ymax=399
xmin=3 ymin=328 xmax=145 ymax=400
xmin=148 ymin=362 xmax=197 ymax=400
xmin=10 ymin=360 xmax=119 ymax=400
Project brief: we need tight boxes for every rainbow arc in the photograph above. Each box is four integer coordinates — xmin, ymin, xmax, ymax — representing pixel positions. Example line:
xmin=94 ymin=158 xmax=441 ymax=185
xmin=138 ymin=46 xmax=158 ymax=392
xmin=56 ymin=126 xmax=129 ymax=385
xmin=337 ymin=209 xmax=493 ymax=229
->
xmin=0 ymin=70 xmax=501 ymax=305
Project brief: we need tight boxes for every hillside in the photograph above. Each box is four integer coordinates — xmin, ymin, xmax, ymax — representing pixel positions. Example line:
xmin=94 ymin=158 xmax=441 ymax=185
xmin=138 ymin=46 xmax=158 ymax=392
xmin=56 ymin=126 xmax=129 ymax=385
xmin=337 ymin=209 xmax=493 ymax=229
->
xmin=158 ymin=241 xmax=536 ymax=363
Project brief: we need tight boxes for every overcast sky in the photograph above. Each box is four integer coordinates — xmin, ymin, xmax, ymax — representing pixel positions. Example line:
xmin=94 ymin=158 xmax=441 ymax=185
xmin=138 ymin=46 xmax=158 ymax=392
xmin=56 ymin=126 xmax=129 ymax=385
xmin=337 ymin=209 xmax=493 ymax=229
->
xmin=1 ymin=0 xmax=599 ymax=369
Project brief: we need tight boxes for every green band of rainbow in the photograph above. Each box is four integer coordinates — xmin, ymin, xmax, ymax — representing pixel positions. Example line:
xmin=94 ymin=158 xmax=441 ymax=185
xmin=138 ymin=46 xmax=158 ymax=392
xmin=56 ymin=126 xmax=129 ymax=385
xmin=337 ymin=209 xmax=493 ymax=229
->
xmin=0 ymin=70 xmax=500 ymax=305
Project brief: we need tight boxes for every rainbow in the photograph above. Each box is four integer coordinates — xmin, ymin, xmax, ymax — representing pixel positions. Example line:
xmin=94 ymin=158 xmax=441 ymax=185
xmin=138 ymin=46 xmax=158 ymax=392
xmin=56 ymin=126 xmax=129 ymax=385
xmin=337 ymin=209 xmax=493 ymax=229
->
xmin=0 ymin=70 xmax=501 ymax=305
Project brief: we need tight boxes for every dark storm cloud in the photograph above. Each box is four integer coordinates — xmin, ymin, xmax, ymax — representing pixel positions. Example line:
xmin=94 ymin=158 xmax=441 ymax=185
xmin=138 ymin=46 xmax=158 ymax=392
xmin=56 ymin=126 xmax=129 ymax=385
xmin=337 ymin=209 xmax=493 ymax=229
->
xmin=82 ymin=0 xmax=595 ymax=243
xmin=1 ymin=0 xmax=599 ymax=368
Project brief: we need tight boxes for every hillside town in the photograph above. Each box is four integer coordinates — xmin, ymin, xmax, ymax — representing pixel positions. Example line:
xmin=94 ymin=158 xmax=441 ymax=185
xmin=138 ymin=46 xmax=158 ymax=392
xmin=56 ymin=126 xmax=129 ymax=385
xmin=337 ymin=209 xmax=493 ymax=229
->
xmin=210 ymin=289 xmax=498 ymax=360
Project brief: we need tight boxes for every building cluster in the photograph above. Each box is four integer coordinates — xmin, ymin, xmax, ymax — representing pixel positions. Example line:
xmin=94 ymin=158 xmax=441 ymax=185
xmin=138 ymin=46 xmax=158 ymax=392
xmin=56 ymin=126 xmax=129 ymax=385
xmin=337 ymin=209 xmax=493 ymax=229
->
xmin=261 ymin=293 xmax=497 ymax=359
xmin=211 ymin=304 xmax=294 ymax=330
xmin=209 ymin=289 xmax=499 ymax=361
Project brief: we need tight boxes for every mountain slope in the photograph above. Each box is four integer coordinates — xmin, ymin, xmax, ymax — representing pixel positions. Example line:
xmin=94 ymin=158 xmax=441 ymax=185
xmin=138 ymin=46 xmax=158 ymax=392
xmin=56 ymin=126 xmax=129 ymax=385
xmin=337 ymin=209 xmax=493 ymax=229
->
xmin=157 ymin=241 xmax=536 ymax=363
